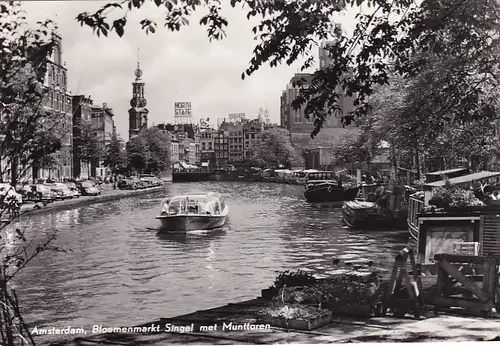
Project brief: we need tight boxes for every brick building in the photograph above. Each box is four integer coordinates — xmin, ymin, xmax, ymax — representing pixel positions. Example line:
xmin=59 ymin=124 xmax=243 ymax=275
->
xmin=37 ymin=32 xmax=73 ymax=180
xmin=71 ymin=95 xmax=93 ymax=178
xmin=200 ymin=129 xmax=216 ymax=166
xmin=214 ymin=127 xmax=229 ymax=167
xmin=243 ymin=119 xmax=263 ymax=160
xmin=91 ymin=103 xmax=115 ymax=177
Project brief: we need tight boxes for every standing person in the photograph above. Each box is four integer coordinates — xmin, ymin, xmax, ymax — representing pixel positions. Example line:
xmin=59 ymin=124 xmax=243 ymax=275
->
xmin=113 ymin=175 xmax=117 ymax=190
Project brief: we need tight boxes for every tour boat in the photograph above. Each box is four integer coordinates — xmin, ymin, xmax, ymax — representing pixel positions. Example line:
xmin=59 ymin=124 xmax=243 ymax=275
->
xmin=156 ymin=193 xmax=228 ymax=232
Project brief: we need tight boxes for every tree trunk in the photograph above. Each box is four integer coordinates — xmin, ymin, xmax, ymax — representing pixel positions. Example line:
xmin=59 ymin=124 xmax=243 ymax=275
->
xmin=415 ymin=147 xmax=421 ymax=181
xmin=10 ymin=156 xmax=17 ymax=187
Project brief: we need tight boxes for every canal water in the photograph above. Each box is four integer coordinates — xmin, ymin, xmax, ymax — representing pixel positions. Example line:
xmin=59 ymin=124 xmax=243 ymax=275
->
xmin=12 ymin=182 xmax=410 ymax=343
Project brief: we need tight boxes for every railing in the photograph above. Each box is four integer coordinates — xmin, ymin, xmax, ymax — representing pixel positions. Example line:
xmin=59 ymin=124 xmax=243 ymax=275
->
xmin=408 ymin=197 xmax=424 ymax=228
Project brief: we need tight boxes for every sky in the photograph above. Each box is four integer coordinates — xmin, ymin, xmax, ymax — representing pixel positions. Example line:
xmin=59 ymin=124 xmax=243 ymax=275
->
xmin=20 ymin=0 xmax=360 ymax=140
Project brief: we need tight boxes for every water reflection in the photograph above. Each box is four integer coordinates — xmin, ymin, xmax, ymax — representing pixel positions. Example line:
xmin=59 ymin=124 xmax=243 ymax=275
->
xmin=156 ymin=228 xmax=227 ymax=246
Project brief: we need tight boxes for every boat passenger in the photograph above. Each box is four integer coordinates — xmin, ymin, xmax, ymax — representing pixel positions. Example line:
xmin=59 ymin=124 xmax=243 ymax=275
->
xmin=374 ymin=185 xmax=388 ymax=211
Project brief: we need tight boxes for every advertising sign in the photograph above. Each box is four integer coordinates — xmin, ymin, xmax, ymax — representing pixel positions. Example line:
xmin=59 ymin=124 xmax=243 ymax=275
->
xmin=174 ymin=102 xmax=192 ymax=124
xmin=174 ymin=102 xmax=192 ymax=116
xmin=228 ymin=112 xmax=245 ymax=122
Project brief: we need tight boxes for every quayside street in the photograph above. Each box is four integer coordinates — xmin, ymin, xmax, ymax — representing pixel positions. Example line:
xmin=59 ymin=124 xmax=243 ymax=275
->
xmin=67 ymin=306 xmax=500 ymax=344
xmin=16 ymin=183 xmax=165 ymax=217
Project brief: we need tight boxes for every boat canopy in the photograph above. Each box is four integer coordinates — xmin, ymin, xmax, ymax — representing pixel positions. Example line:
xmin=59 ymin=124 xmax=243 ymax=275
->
xmin=424 ymin=167 xmax=469 ymax=183
xmin=424 ymin=171 xmax=500 ymax=190
xmin=162 ymin=193 xmax=225 ymax=215
xmin=425 ymin=167 xmax=468 ymax=177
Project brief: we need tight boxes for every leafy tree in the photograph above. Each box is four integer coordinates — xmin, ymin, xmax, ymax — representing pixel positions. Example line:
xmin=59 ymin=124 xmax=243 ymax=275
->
xmin=359 ymin=71 xmax=500 ymax=175
xmin=249 ymin=127 xmax=296 ymax=168
xmin=142 ymin=127 xmax=171 ymax=174
xmin=77 ymin=0 xmax=500 ymax=138
xmin=331 ymin=131 xmax=373 ymax=167
xmin=126 ymin=134 xmax=149 ymax=173
xmin=0 ymin=2 xmax=68 ymax=345
xmin=126 ymin=127 xmax=171 ymax=175
xmin=74 ymin=120 xmax=102 ymax=177
xmin=103 ymin=133 xmax=127 ymax=175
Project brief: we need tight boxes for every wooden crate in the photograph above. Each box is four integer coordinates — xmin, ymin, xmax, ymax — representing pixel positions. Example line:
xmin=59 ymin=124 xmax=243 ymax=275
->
xmin=258 ymin=310 xmax=332 ymax=330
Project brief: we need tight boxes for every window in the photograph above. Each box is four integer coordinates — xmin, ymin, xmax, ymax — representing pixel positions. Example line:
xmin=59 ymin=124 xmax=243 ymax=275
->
xmin=208 ymin=142 xmax=212 ymax=150
xmin=294 ymin=109 xmax=302 ymax=123
xmin=202 ymin=143 xmax=206 ymax=150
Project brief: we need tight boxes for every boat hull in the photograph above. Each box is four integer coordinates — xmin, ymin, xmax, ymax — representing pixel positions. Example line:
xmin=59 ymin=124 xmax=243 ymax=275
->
xmin=304 ymin=185 xmax=359 ymax=204
xmin=156 ymin=214 xmax=227 ymax=232
xmin=342 ymin=201 xmax=408 ymax=230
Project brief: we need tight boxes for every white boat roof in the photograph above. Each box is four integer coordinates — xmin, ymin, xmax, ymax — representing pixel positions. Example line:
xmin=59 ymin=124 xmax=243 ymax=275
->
xmin=165 ymin=193 xmax=223 ymax=200
xmin=425 ymin=167 xmax=468 ymax=177
xmin=424 ymin=171 xmax=500 ymax=189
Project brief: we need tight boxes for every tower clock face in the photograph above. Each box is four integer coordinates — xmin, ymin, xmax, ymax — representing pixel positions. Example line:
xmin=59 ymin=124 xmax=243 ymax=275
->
xmin=137 ymin=98 xmax=147 ymax=107
xmin=130 ymin=97 xmax=137 ymax=107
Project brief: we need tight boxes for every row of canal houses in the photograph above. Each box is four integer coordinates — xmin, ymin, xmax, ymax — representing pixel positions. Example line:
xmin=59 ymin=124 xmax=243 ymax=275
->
xmin=156 ymin=117 xmax=274 ymax=169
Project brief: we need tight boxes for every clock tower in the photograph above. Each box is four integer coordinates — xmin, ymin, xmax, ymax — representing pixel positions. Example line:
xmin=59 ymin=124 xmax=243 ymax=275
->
xmin=128 ymin=51 xmax=149 ymax=139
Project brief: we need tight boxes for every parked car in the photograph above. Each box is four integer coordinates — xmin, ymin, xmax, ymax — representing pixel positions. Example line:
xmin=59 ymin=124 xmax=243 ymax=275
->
xmin=64 ymin=182 xmax=81 ymax=198
xmin=46 ymin=183 xmax=74 ymax=200
xmin=117 ymin=178 xmax=136 ymax=190
xmin=0 ymin=183 xmax=23 ymax=206
xmin=77 ymin=180 xmax=101 ymax=196
xmin=19 ymin=184 xmax=56 ymax=203
xmin=130 ymin=176 xmax=147 ymax=189
xmin=141 ymin=176 xmax=163 ymax=187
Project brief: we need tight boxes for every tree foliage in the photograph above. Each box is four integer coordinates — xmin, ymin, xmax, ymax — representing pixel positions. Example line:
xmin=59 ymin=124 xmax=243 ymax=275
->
xmin=249 ymin=127 xmax=296 ymax=168
xmin=74 ymin=119 xmax=102 ymax=168
xmin=77 ymin=0 xmax=500 ymax=138
xmin=0 ymin=2 xmax=68 ymax=345
xmin=126 ymin=127 xmax=171 ymax=174
xmin=351 ymin=67 xmax=500 ymax=174
xmin=104 ymin=133 xmax=127 ymax=174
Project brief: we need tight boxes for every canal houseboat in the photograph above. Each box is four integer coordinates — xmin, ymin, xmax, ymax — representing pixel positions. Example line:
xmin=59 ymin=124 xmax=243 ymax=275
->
xmin=304 ymin=171 xmax=359 ymax=204
xmin=156 ymin=193 xmax=228 ymax=232
xmin=407 ymin=170 xmax=499 ymax=241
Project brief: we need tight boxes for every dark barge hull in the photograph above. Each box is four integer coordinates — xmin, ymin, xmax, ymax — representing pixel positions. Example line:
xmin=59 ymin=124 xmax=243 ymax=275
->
xmin=342 ymin=203 xmax=408 ymax=230
xmin=304 ymin=186 xmax=359 ymax=204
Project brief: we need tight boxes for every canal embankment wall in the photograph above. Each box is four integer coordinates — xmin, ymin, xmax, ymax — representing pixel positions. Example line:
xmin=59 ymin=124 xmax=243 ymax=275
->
xmin=18 ymin=185 xmax=165 ymax=218
xmin=172 ymin=172 xmax=296 ymax=183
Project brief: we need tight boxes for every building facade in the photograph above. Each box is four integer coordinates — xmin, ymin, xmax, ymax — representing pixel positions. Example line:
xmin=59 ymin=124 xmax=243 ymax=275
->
xmin=71 ymin=95 xmax=93 ymax=178
xmin=226 ymin=121 xmax=244 ymax=163
xmin=214 ymin=128 xmax=229 ymax=167
xmin=170 ymin=140 xmax=180 ymax=165
xmin=128 ymin=61 xmax=148 ymax=139
xmin=200 ymin=129 xmax=216 ymax=166
xmin=188 ymin=142 xmax=196 ymax=165
xmin=91 ymin=103 xmax=115 ymax=178
xmin=37 ymin=32 xmax=73 ymax=181
xmin=243 ymin=119 xmax=262 ymax=160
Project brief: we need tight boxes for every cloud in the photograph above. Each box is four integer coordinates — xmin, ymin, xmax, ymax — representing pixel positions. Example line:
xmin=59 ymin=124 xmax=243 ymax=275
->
xmin=20 ymin=1 xmax=359 ymax=140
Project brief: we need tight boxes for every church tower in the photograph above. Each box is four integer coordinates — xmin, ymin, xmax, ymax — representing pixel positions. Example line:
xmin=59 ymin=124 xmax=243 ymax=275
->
xmin=128 ymin=50 xmax=149 ymax=139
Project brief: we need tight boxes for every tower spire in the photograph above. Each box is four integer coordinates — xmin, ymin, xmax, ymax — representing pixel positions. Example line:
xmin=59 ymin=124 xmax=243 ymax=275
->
xmin=134 ymin=48 xmax=143 ymax=81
